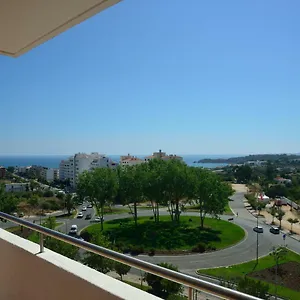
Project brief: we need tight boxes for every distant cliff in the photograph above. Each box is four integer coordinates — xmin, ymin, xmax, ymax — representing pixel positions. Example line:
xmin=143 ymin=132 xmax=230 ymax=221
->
xmin=195 ymin=154 xmax=300 ymax=164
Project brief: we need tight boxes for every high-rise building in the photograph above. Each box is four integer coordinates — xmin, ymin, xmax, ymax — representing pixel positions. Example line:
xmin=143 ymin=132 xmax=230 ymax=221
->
xmin=59 ymin=153 xmax=117 ymax=187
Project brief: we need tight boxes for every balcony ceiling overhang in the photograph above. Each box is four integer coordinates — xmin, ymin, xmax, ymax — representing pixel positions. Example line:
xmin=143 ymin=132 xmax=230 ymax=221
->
xmin=0 ymin=0 xmax=121 ymax=57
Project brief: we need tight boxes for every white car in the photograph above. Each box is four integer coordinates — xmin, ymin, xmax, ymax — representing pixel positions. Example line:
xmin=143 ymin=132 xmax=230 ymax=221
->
xmin=82 ymin=206 xmax=87 ymax=211
xmin=77 ymin=212 xmax=84 ymax=218
xmin=69 ymin=225 xmax=78 ymax=234
xmin=94 ymin=216 xmax=104 ymax=222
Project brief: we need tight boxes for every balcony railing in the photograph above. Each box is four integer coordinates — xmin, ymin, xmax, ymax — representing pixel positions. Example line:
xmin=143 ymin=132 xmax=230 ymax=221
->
xmin=0 ymin=211 xmax=261 ymax=300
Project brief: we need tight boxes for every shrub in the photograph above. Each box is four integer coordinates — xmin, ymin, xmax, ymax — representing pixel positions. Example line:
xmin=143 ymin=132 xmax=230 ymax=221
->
xmin=192 ymin=242 xmax=206 ymax=253
xmin=206 ymin=244 xmax=216 ymax=251
xmin=48 ymin=199 xmax=59 ymax=210
xmin=148 ymin=248 xmax=156 ymax=256
xmin=80 ymin=231 xmax=91 ymax=242
xmin=130 ymin=246 xmax=144 ymax=256
xmin=43 ymin=190 xmax=54 ymax=197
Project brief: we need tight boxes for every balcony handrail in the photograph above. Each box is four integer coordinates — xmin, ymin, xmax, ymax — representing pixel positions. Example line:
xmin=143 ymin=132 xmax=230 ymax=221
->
xmin=0 ymin=211 xmax=261 ymax=300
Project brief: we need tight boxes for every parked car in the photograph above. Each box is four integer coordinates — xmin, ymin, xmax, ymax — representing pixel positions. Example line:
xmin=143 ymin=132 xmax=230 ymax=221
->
xmin=77 ymin=212 xmax=84 ymax=218
xmin=253 ymin=226 xmax=264 ymax=233
xmin=82 ymin=206 xmax=87 ymax=211
xmin=270 ymin=226 xmax=280 ymax=234
xmin=87 ymin=204 xmax=93 ymax=208
xmin=85 ymin=214 xmax=92 ymax=220
xmin=69 ymin=225 xmax=78 ymax=234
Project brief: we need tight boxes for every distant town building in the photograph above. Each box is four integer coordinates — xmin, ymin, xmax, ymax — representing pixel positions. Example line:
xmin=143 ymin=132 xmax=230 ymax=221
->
xmin=5 ymin=183 xmax=28 ymax=192
xmin=244 ymin=160 xmax=267 ymax=166
xmin=16 ymin=166 xmax=31 ymax=174
xmin=59 ymin=152 xmax=117 ymax=187
xmin=40 ymin=168 xmax=59 ymax=182
xmin=274 ymin=177 xmax=292 ymax=185
xmin=120 ymin=154 xmax=144 ymax=166
xmin=144 ymin=149 xmax=183 ymax=162
xmin=0 ymin=167 xmax=6 ymax=178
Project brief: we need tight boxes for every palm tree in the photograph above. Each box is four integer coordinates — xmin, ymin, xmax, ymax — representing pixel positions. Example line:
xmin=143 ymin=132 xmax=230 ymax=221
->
xmin=287 ymin=218 xmax=299 ymax=233
xmin=276 ymin=209 xmax=285 ymax=229
xmin=270 ymin=206 xmax=277 ymax=224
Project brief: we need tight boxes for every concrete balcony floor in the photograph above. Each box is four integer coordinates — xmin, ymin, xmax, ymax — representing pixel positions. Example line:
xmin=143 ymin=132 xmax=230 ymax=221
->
xmin=0 ymin=228 xmax=160 ymax=300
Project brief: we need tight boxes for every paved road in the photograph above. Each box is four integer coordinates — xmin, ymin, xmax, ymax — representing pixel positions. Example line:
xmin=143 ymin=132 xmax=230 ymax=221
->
xmin=59 ymin=192 xmax=300 ymax=274
xmin=2 ymin=192 xmax=300 ymax=275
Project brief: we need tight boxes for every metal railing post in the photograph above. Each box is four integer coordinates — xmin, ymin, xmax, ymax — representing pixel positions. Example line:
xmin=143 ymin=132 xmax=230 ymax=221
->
xmin=39 ymin=232 xmax=44 ymax=252
xmin=188 ymin=287 xmax=193 ymax=300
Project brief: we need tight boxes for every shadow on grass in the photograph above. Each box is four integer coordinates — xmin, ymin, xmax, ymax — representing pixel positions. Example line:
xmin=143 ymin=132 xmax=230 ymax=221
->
xmin=103 ymin=219 xmax=222 ymax=250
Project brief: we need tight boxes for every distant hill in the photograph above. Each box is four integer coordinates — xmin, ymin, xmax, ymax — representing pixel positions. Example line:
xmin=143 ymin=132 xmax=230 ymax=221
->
xmin=196 ymin=154 xmax=300 ymax=164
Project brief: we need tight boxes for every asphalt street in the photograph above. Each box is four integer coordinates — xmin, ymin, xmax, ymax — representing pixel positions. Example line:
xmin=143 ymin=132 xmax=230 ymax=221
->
xmin=2 ymin=191 xmax=300 ymax=275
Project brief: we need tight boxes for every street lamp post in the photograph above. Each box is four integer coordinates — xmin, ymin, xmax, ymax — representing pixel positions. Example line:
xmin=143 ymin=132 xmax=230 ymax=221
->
xmin=256 ymin=213 xmax=259 ymax=265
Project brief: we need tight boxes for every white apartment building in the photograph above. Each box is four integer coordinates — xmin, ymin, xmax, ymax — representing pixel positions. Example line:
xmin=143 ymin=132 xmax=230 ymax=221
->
xmin=59 ymin=153 xmax=117 ymax=187
xmin=144 ymin=149 xmax=183 ymax=162
xmin=120 ymin=154 xmax=144 ymax=166
xmin=5 ymin=183 xmax=28 ymax=192
xmin=90 ymin=156 xmax=118 ymax=169
xmin=41 ymin=168 xmax=59 ymax=182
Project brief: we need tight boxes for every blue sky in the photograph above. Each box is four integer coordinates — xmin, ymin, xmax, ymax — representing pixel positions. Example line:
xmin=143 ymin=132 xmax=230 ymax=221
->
xmin=1 ymin=0 xmax=299 ymax=155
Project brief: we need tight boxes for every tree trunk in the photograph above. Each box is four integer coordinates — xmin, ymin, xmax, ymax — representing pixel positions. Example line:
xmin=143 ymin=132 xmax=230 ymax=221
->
xmin=150 ymin=201 xmax=157 ymax=222
xmin=175 ymin=201 xmax=180 ymax=223
xmin=200 ymin=216 xmax=204 ymax=228
xmin=134 ymin=202 xmax=137 ymax=227
xmin=100 ymin=205 xmax=104 ymax=231
xmin=156 ymin=203 xmax=160 ymax=223
xmin=200 ymin=210 xmax=205 ymax=228
xmin=120 ymin=274 xmax=123 ymax=281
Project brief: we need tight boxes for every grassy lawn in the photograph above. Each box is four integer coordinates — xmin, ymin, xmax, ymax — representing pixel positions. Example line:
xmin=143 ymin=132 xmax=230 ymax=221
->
xmin=103 ymin=207 xmax=129 ymax=215
xmin=185 ymin=202 xmax=233 ymax=215
xmin=123 ymin=280 xmax=150 ymax=292
xmin=85 ymin=216 xmax=245 ymax=252
xmin=198 ymin=250 xmax=300 ymax=300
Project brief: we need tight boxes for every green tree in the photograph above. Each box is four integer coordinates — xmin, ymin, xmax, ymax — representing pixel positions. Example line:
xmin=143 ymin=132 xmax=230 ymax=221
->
xmin=82 ymin=234 xmax=114 ymax=274
xmin=237 ymin=277 xmax=270 ymax=299
xmin=145 ymin=262 xmax=183 ymax=298
xmin=0 ymin=185 xmax=19 ymax=214
xmin=190 ymin=168 xmax=233 ymax=228
xmin=276 ymin=209 xmax=285 ymax=229
xmin=29 ymin=180 xmax=39 ymax=191
xmin=287 ymin=218 xmax=299 ymax=233
xmin=270 ymin=246 xmax=288 ymax=299
xmin=163 ymin=160 xmax=192 ymax=223
xmin=235 ymin=165 xmax=252 ymax=183
xmin=7 ymin=166 xmax=15 ymax=173
xmin=42 ymin=216 xmax=56 ymax=229
xmin=78 ymin=168 xmax=118 ymax=231
xmin=118 ymin=165 xmax=145 ymax=227
xmin=141 ymin=159 xmax=168 ymax=223
xmin=65 ymin=193 xmax=74 ymax=215
xmin=270 ymin=206 xmax=277 ymax=224
xmin=265 ymin=161 xmax=276 ymax=182
xmin=43 ymin=190 xmax=54 ymax=197
xmin=114 ymin=262 xmax=131 ymax=281
xmin=266 ymin=184 xmax=288 ymax=199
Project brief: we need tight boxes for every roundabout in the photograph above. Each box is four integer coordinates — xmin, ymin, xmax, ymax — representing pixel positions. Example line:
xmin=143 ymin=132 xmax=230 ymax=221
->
xmin=84 ymin=215 xmax=245 ymax=255
xmin=61 ymin=187 xmax=300 ymax=275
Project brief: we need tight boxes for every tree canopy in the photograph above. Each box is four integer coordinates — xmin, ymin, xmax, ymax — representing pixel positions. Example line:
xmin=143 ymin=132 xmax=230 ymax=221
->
xmin=77 ymin=159 xmax=232 ymax=228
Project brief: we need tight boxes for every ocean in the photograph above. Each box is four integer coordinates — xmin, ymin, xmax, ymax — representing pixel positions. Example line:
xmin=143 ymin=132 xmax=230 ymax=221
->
xmin=0 ymin=155 xmax=231 ymax=169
